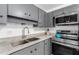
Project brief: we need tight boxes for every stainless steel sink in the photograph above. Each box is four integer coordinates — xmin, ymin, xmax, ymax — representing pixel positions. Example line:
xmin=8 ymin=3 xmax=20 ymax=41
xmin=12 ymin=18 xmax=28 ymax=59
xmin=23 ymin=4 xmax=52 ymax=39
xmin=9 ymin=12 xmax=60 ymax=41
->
xmin=11 ymin=37 xmax=39 ymax=47
xmin=11 ymin=40 xmax=29 ymax=47
xmin=20 ymin=37 xmax=39 ymax=45
xmin=27 ymin=37 xmax=39 ymax=42
xmin=18 ymin=40 xmax=29 ymax=45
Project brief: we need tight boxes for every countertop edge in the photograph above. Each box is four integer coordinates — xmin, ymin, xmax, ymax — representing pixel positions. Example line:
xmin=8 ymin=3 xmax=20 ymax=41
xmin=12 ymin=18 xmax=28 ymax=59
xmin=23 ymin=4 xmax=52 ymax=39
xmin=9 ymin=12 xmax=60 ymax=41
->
xmin=6 ymin=36 xmax=52 ymax=55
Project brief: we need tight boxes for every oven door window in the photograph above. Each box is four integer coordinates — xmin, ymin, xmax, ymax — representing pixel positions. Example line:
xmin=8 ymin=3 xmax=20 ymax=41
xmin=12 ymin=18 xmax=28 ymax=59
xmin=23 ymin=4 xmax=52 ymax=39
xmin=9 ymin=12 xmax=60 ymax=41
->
xmin=52 ymin=43 xmax=78 ymax=55
xmin=70 ymin=14 xmax=77 ymax=22
xmin=56 ymin=17 xmax=65 ymax=24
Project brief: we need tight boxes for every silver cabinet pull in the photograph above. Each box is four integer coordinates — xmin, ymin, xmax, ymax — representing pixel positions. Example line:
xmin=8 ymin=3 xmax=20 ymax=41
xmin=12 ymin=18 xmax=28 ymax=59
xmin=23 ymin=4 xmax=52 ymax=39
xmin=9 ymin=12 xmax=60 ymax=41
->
xmin=34 ymin=48 xmax=37 ymax=51
xmin=30 ymin=51 xmax=33 ymax=53
xmin=0 ymin=15 xmax=3 ymax=18
xmin=24 ymin=13 xmax=28 ymax=15
xmin=29 ymin=14 xmax=31 ymax=16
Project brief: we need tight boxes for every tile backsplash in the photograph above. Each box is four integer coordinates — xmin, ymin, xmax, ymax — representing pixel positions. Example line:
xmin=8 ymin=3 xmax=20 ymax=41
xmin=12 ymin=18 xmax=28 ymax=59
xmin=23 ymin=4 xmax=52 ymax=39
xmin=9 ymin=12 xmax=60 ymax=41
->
xmin=0 ymin=23 xmax=45 ymax=38
xmin=0 ymin=22 xmax=78 ymax=39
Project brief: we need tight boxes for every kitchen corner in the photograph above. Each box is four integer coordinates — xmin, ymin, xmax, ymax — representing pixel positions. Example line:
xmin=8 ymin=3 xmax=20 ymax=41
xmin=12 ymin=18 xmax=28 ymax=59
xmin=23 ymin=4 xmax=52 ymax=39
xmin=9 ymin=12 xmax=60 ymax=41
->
xmin=0 ymin=4 xmax=79 ymax=55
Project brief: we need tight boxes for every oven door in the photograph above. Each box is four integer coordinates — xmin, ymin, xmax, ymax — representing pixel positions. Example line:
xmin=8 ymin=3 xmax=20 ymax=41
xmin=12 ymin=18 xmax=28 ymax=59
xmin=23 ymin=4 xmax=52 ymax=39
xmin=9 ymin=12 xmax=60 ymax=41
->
xmin=52 ymin=43 xmax=79 ymax=55
xmin=56 ymin=16 xmax=65 ymax=24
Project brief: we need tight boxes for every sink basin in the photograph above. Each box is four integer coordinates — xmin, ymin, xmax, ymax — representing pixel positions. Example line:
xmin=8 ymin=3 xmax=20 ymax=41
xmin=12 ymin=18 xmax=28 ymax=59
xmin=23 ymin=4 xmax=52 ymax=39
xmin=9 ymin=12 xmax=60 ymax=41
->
xmin=18 ymin=40 xmax=29 ymax=45
xmin=11 ymin=40 xmax=29 ymax=47
xmin=27 ymin=37 xmax=39 ymax=42
xmin=11 ymin=37 xmax=39 ymax=47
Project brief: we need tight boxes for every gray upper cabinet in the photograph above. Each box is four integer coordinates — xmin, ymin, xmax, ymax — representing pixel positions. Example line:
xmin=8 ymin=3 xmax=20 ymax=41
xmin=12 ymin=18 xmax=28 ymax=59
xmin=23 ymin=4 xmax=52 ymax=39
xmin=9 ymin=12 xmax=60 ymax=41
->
xmin=76 ymin=4 xmax=79 ymax=22
xmin=76 ymin=4 xmax=79 ymax=11
xmin=0 ymin=4 xmax=7 ymax=24
xmin=53 ymin=5 xmax=77 ymax=17
xmin=38 ymin=9 xmax=45 ymax=27
xmin=28 ymin=5 xmax=38 ymax=21
xmin=44 ymin=13 xmax=53 ymax=27
xmin=38 ymin=8 xmax=53 ymax=27
xmin=48 ymin=12 xmax=55 ymax=27
xmin=52 ymin=8 xmax=64 ymax=17
xmin=8 ymin=4 xmax=38 ymax=21
xmin=63 ymin=5 xmax=77 ymax=15
xmin=44 ymin=13 xmax=48 ymax=27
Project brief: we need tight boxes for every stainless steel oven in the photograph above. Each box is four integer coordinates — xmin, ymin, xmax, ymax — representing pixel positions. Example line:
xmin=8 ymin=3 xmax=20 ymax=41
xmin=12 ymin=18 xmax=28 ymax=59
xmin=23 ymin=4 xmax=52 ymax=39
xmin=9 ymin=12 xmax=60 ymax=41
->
xmin=52 ymin=30 xmax=79 ymax=55
xmin=55 ymin=30 xmax=79 ymax=45
xmin=52 ymin=43 xmax=79 ymax=55
xmin=55 ymin=13 xmax=78 ymax=24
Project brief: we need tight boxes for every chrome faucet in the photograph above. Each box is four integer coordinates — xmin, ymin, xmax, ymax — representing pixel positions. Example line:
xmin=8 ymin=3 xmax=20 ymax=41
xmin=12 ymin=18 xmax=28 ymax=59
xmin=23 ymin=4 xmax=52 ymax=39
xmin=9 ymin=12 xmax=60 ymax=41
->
xmin=22 ymin=26 xmax=29 ymax=39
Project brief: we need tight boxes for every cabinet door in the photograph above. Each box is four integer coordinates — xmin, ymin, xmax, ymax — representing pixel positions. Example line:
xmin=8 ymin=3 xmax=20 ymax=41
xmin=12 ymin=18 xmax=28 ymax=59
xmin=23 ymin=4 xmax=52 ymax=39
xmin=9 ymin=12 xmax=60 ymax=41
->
xmin=77 ymin=4 xmax=79 ymax=22
xmin=44 ymin=13 xmax=52 ymax=27
xmin=77 ymin=4 xmax=79 ymax=11
xmin=38 ymin=9 xmax=45 ymax=27
xmin=8 ymin=4 xmax=29 ymax=19
xmin=48 ymin=12 xmax=55 ymax=27
xmin=53 ymin=8 xmax=64 ymax=17
xmin=11 ymin=46 xmax=34 ymax=55
xmin=8 ymin=4 xmax=38 ymax=21
xmin=35 ymin=41 xmax=44 ymax=55
xmin=44 ymin=12 xmax=48 ymax=27
xmin=0 ymin=4 xmax=7 ymax=24
xmin=27 ymin=5 xmax=38 ymax=21
xmin=44 ymin=39 xmax=52 ymax=55
xmin=64 ymin=5 xmax=77 ymax=15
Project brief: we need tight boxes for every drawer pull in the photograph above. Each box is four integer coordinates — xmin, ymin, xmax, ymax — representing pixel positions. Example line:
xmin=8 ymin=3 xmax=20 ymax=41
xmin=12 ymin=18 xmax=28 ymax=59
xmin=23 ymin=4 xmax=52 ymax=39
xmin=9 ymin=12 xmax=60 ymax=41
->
xmin=0 ymin=15 xmax=3 ymax=18
xmin=34 ymin=48 xmax=37 ymax=51
xmin=30 ymin=51 xmax=33 ymax=53
xmin=29 ymin=14 xmax=31 ymax=16
xmin=24 ymin=13 xmax=28 ymax=15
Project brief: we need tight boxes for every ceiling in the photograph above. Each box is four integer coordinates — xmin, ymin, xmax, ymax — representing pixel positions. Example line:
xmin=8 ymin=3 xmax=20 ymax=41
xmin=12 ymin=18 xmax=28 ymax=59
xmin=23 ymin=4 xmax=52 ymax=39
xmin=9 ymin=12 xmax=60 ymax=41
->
xmin=34 ymin=4 xmax=72 ymax=13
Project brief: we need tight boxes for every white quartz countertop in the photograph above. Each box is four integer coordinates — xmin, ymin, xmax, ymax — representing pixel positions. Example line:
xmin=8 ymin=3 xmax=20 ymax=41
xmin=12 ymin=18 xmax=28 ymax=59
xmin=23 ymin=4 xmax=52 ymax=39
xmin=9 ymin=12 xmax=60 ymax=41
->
xmin=0 ymin=35 xmax=52 ymax=55
xmin=0 ymin=34 xmax=79 ymax=55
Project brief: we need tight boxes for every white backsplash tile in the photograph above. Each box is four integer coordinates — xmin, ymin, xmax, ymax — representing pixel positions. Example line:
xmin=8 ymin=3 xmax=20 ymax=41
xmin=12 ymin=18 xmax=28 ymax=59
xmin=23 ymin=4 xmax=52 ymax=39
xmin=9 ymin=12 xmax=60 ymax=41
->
xmin=0 ymin=23 xmax=46 ymax=38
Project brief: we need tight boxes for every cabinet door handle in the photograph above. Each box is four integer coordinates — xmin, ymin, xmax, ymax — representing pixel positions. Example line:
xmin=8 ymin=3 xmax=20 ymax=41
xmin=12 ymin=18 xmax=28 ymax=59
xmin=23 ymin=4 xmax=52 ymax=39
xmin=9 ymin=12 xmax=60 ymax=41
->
xmin=29 ymin=14 xmax=31 ymax=16
xmin=24 ymin=13 xmax=28 ymax=15
xmin=30 ymin=51 xmax=33 ymax=53
xmin=0 ymin=15 xmax=3 ymax=18
xmin=34 ymin=48 xmax=37 ymax=51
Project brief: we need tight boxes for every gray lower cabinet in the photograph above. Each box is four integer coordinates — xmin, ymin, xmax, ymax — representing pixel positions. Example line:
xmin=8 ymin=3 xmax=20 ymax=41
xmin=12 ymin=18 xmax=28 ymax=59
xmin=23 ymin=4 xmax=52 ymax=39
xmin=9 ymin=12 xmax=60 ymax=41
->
xmin=11 ymin=41 xmax=44 ymax=55
xmin=44 ymin=39 xmax=52 ymax=55
xmin=36 ymin=41 xmax=44 ymax=55
xmin=11 ymin=45 xmax=34 ymax=55
xmin=0 ymin=4 xmax=7 ymax=24
xmin=8 ymin=4 xmax=38 ymax=21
